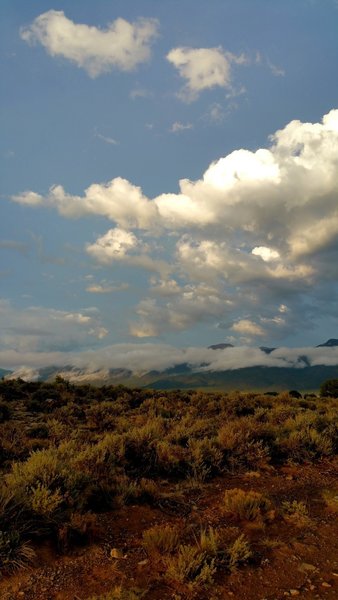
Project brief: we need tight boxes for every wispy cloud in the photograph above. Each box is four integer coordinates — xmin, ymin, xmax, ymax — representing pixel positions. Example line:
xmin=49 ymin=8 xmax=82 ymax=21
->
xmin=0 ymin=240 xmax=28 ymax=255
xmin=169 ymin=121 xmax=193 ymax=133
xmin=255 ymin=52 xmax=285 ymax=77
xmin=266 ymin=58 xmax=285 ymax=77
xmin=86 ymin=282 xmax=129 ymax=294
xmin=205 ymin=102 xmax=226 ymax=123
xmin=94 ymin=130 xmax=119 ymax=145
xmin=130 ymin=87 xmax=152 ymax=100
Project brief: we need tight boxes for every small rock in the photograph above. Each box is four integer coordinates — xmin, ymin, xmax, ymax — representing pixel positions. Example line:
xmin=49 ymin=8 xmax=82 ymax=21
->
xmin=138 ymin=559 xmax=148 ymax=566
xmin=321 ymin=582 xmax=332 ymax=588
xmin=309 ymin=585 xmax=315 ymax=591
xmin=332 ymin=572 xmax=338 ymax=577
xmin=110 ymin=548 xmax=126 ymax=559
xmin=289 ymin=590 xmax=300 ymax=596
xmin=298 ymin=562 xmax=317 ymax=573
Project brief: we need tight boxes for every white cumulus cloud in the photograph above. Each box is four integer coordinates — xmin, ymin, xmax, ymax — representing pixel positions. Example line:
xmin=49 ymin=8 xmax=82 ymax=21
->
xmin=167 ymin=46 xmax=246 ymax=101
xmin=10 ymin=109 xmax=338 ymax=340
xmin=252 ymin=246 xmax=280 ymax=262
xmin=231 ymin=319 xmax=265 ymax=337
xmin=86 ymin=227 xmax=139 ymax=263
xmin=20 ymin=10 xmax=159 ymax=77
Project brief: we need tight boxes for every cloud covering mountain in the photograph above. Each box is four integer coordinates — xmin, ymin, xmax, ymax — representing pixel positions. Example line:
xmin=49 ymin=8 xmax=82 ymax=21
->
xmin=3 ymin=338 xmax=338 ymax=380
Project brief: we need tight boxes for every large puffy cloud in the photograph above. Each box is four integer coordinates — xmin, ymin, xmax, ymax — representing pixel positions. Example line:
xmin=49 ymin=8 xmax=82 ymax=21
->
xmin=13 ymin=109 xmax=338 ymax=239
xmin=20 ymin=10 xmax=159 ymax=77
xmin=10 ymin=109 xmax=338 ymax=340
xmin=167 ymin=47 xmax=246 ymax=101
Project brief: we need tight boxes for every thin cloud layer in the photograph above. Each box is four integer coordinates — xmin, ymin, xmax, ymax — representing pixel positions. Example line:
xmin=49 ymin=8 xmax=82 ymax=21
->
xmin=10 ymin=109 xmax=338 ymax=340
xmin=20 ymin=10 xmax=159 ymax=76
xmin=0 ymin=300 xmax=108 ymax=353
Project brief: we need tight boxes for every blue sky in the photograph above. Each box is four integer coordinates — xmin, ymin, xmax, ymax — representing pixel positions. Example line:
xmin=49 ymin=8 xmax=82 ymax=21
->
xmin=1 ymin=0 xmax=338 ymax=372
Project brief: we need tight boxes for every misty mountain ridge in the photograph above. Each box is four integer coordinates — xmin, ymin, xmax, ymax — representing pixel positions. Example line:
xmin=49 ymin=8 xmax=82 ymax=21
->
xmin=316 ymin=338 xmax=338 ymax=347
xmin=2 ymin=338 xmax=338 ymax=391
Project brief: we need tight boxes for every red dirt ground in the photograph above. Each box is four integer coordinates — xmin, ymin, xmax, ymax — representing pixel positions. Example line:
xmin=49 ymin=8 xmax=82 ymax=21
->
xmin=1 ymin=459 xmax=337 ymax=600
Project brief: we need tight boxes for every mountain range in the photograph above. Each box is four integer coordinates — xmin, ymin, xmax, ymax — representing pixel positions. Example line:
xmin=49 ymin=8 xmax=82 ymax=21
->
xmin=2 ymin=339 xmax=338 ymax=392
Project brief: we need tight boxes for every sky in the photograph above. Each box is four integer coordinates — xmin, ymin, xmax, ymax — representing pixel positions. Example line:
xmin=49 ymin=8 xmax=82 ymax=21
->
xmin=1 ymin=0 xmax=338 ymax=373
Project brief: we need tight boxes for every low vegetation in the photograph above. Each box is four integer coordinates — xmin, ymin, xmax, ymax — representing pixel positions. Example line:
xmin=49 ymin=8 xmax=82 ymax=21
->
xmin=0 ymin=377 xmax=337 ymax=598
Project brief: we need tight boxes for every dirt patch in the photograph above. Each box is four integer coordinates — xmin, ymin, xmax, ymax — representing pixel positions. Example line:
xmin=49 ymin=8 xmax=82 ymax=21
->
xmin=1 ymin=459 xmax=337 ymax=600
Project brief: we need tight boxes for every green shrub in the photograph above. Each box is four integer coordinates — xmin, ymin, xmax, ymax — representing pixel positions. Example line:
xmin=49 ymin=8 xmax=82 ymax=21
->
xmin=155 ymin=440 xmax=187 ymax=476
xmin=142 ymin=523 xmax=180 ymax=555
xmin=6 ymin=447 xmax=62 ymax=494
xmin=29 ymin=483 xmax=63 ymax=516
xmin=197 ymin=527 xmax=220 ymax=557
xmin=0 ymin=489 xmax=36 ymax=573
xmin=188 ymin=437 xmax=223 ymax=480
xmin=227 ymin=534 xmax=252 ymax=571
xmin=164 ymin=544 xmax=216 ymax=589
xmin=117 ymin=477 xmax=158 ymax=505
xmin=223 ymin=488 xmax=272 ymax=521
xmin=281 ymin=500 xmax=310 ymax=526
xmin=0 ymin=530 xmax=35 ymax=573
xmin=218 ymin=419 xmax=271 ymax=470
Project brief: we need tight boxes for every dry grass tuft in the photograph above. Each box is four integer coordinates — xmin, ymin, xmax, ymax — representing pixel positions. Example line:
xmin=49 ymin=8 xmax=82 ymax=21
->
xmin=223 ymin=488 xmax=272 ymax=521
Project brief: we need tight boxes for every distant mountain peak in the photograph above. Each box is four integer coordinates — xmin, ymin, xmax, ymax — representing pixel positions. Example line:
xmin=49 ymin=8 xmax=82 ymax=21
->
xmin=259 ymin=346 xmax=276 ymax=354
xmin=317 ymin=338 xmax=338 ymax=347
xmin=208 ymin=343 xmax=234 ymax=350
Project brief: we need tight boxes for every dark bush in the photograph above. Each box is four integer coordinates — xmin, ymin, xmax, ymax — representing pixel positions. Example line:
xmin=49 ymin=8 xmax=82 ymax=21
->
xmin=27 ymin=425 xmax=49 ymax=439
xmin=0 ymin=402 xmax=12 ymax=423
xmin=320 ymin=379 xmax=338 ymax=398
